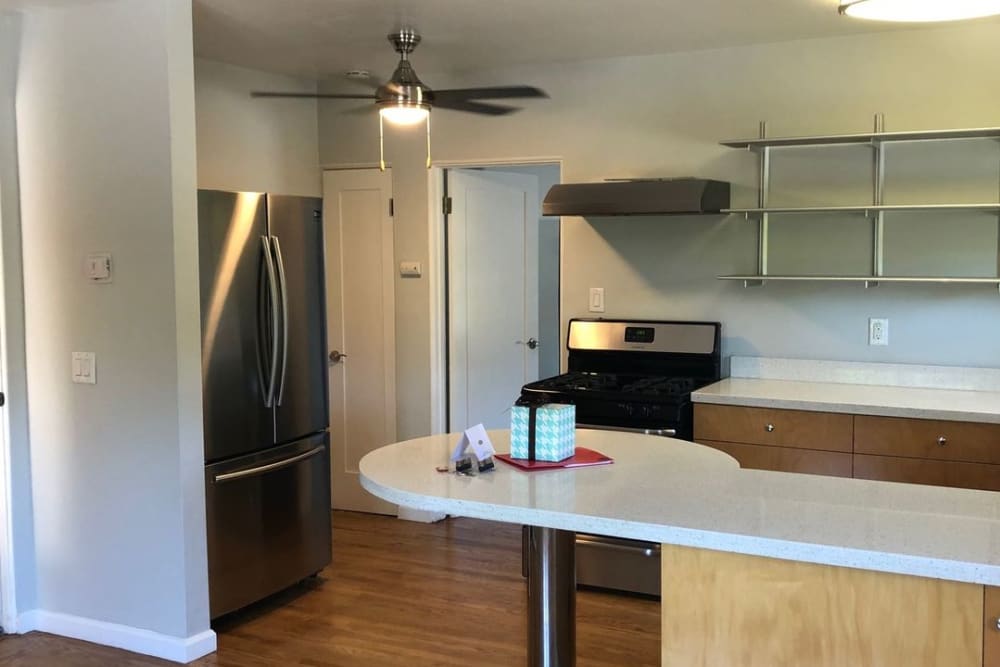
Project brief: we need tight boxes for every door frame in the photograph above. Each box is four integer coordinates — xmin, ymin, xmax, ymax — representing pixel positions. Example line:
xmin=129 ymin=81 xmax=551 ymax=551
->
xmin=428 ymin=157 xmax=563 ymax=436
xmin=0 ymin=15 xmax=24 ymax=630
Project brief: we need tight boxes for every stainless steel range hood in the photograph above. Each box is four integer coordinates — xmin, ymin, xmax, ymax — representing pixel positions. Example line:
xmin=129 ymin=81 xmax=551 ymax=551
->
xmin=542 ymin=178 xmax=730 ymax=216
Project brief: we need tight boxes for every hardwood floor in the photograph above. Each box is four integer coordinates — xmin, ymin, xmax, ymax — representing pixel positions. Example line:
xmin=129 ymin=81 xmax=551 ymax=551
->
xmin=0 ymin=512 xmax=660 ymax=666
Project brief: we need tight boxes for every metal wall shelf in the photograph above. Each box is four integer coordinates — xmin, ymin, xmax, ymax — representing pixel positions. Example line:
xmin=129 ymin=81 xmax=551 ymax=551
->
xmin=724 ymin=203 xmax=1000 ymax=216
xmin=720 ymin=275 xmax=1000 ymax=285
xmin=721 ymin=115 xmax=1000 ymax=291
xmin=721 ymin=126 xmax=1000 ymax=149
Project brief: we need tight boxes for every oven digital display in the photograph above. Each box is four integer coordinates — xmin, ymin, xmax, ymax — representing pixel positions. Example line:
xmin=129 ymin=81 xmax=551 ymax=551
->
xmin=624 ymin=327 xmax=655 ymax=344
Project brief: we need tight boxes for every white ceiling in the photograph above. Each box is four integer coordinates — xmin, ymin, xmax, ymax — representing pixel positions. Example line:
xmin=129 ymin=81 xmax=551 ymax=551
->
xmin=191 ymin=0 xmax=1000 ymax=81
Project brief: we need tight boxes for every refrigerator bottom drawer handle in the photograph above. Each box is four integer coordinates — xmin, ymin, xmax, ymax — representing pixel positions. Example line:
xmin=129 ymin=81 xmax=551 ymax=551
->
xmin=214 ymin=445 xmax=325 ymax=483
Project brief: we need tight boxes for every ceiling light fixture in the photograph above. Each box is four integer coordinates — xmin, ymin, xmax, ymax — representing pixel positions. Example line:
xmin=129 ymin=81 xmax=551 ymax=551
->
xmin=378 ymin=105 xmax=429 ymax=126
xmin=839 ymin=0 xmax=1000 ymax=22
xmin=377 ymin=102 xmax=432 ymax=171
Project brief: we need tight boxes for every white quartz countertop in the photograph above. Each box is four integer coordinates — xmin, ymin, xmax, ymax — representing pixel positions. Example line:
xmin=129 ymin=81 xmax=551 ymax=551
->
xmin=360 ymin=429 xmax=1000 ymax=586
xmin=692 ymin=378 xmax=1000 ymax=423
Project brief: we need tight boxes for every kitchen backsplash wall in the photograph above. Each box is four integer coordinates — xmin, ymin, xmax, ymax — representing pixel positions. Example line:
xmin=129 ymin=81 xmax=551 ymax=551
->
xmin=318 ymin=21 xmax=1000 ymax=436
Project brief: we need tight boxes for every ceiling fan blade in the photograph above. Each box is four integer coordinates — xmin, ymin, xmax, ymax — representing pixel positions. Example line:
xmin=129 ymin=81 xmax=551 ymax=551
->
xmin=433 ymin=99 xmax=519 ymax=116
xmin=251 ymin=91 xmax=377 ymax=100
xmin=432 ymin=86 xmax=548 ymax=102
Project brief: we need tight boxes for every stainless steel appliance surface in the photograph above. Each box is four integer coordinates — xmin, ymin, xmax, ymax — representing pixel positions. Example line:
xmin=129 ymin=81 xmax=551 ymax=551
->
xmin=199 ymin=190 xmax=331 ymax=619
xmin=519 ymin=318 xmax=722 ymax=597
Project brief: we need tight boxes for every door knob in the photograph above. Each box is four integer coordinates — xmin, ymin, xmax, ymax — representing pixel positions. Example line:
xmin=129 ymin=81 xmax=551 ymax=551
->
xmin=765 ymin=423 xmax=775 ymax=432
xmin=526 ymin=338 xmax=539 ymax=350
xmin=329 ymin=350 xmax=348 ymax=364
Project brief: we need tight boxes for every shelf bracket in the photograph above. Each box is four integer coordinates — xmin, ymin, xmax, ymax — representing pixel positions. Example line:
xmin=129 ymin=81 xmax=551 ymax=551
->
xmin=872 ymin=113 xmax=886 ymax=279
xmin=757 ymin=121 xmax=771 ymax=277
xmin=743 ymin=279 xmax=764 ymax=288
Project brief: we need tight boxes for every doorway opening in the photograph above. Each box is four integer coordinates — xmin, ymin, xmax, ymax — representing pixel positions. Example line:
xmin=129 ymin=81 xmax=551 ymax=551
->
xmin=432 ymin=162 xmax=561 ymax=434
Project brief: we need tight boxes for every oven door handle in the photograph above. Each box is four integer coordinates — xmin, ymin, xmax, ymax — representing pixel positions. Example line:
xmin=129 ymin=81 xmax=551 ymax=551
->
xmin=577 ymin=423 xmax=677 ymax=438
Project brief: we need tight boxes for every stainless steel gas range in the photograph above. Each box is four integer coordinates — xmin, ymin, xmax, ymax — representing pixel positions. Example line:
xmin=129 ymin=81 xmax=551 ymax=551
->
xmin=519 ymin=318 xmax=722 ymax=597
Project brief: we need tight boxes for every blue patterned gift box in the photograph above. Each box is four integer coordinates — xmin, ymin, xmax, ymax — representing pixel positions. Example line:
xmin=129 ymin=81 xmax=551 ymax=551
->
xmin=510 ymin=402 xmax=576 ymax=462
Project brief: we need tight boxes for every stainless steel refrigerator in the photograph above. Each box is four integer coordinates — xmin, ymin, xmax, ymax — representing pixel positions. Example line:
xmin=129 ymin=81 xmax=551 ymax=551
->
xmin=198 ymin=190 xmax=331 ymax=619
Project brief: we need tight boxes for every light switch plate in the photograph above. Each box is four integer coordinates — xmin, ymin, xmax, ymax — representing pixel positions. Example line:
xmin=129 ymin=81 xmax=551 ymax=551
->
xmin=72 ymin=352 xmax=96 ymax=384
xmin=85 ymin=253 xmax=113 ymax=283
xmin=589 ymin=287 xmax=605 ymax=313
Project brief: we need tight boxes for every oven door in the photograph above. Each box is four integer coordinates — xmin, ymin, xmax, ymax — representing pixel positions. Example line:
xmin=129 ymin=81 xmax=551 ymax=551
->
xmin=577 ymin=423 xmax=677 ymax=438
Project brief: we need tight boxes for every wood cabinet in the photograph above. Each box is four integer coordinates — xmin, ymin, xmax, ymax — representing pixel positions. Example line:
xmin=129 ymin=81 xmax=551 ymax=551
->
xmin=698 ymin=439 xmax=852 ymax=477
xmin=854 ymin=454 xmax=1000 ymax=492
xmin=694 ymin=404 xmax=853 ymax=476
xmin=856 ymin=415 xmax=1000 ymax=465
xmin=694 ymin=404 xmax=853 ymax=452
xmin=662 ymin=544 xmax=985 ymax=667
xmin=986 ymin=587 xmax=1000 ymax=667
xmin=694 ymin=404 xmax=1000 ymax=492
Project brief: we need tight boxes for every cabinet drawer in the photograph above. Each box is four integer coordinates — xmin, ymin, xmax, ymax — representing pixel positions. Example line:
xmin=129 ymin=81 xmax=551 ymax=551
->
xmin=698 ymin=440 xmax=852 ymax=477
xmin=694 ymin=404 xmax=853 ymax=452
xmin=853 ymin=454 xmax=1000 ymax=492
xmin=855 ymin=416 xmax=1000 ymax=465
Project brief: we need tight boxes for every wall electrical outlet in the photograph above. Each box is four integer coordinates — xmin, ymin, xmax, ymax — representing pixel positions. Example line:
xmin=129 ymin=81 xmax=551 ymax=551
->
xmin=589 ymin=287 xmax=605 ymax=313
xmin=869 ymin=318 xmax=889 ymax=346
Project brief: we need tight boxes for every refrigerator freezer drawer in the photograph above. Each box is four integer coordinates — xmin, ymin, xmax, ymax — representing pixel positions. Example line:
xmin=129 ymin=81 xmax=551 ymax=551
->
xmin=205 ymin=434 xmax=332 ymax=619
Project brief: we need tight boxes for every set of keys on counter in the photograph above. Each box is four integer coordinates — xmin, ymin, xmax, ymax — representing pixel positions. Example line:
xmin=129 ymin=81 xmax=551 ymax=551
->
xmin=436 ymin=423 xmax=496 ymax=475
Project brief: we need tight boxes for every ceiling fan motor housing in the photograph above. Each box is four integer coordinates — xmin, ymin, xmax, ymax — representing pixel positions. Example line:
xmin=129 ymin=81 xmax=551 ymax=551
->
xmin=388 ymin=29 xmax=421 ymax=57
xmin=379 ymin=31 xmax=433 ymax=111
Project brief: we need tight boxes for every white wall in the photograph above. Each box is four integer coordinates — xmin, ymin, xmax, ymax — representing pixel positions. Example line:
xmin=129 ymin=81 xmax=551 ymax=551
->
xmin=15 ymin=0 xmax=212 ymax=658
xmin=195 ymin=58 xmax=320 ymax=196
xmin=319 ymin=22 xmax=1000 ymax=435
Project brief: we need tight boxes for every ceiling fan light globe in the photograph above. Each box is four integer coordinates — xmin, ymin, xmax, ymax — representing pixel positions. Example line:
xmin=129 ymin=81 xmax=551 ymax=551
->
xmin=839 ymin=0 xmax=1000 ymax=21
xmin=379 ymin=105 xmax=430 ymax=126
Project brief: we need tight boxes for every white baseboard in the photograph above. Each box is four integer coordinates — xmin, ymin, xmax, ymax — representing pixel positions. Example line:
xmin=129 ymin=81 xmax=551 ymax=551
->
xmin=16 ymin=609 xmax=216 ymax=663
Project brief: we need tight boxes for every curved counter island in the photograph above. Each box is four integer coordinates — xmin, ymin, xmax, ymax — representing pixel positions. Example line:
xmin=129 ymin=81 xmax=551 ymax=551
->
xmin=360 ymin=428 xmax=1000 ymax=667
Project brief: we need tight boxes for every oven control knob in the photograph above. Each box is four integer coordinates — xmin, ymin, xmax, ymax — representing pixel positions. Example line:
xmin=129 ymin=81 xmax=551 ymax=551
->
xmin=640 ymin=405 xmax=652 ymax=418
xmin=620 ymin=403 xmax=634 ymax=417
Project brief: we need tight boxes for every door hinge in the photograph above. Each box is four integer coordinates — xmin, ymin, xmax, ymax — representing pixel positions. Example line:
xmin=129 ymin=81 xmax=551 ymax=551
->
xmin=389 ymin=197 xmax=394 ymax=217
xmin=443 ymin=196 xmax=452 ymax=215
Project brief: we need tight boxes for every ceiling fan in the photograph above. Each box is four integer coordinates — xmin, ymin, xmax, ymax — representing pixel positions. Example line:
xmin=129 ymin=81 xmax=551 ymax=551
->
xmin=252 ymin=29 xmax=549 ymax=169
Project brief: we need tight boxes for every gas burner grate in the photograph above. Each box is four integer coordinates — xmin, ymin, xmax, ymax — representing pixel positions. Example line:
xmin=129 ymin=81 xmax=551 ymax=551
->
xmin=621 ymin=376 xmax=696 ymax=397
xmin=534 ymin=372 xmax=620 ymax=393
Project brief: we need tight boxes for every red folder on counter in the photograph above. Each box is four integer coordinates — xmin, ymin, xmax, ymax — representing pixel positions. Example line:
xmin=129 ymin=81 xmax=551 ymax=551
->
xmin=496 ymin=447 xmax=613 ymax=471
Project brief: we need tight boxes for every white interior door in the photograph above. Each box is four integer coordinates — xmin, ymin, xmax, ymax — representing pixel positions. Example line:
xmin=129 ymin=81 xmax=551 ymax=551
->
xmin=324 ymin=169 xmax=396 ymax=514
xmin=448 ymin=169 xmax=539 ymax=432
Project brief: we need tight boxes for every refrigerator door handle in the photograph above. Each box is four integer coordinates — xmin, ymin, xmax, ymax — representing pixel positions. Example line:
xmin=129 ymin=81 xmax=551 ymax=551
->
xmin=271 ymin=235 xmax=290 ymax=407
xmin=260 ymin=236 xmax=281 ymax=408
xmin=212 ymin=445 xmax=325 ymax=483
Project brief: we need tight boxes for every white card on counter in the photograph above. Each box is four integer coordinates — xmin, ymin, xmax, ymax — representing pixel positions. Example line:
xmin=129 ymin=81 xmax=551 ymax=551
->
xmin=451 ymin=423 xmax=496 ymax=462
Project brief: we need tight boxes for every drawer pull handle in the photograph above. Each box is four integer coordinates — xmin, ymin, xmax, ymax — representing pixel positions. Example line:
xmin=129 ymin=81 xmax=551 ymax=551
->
xmin=765 ymin=423 xmax=775 ymax=433
xmin=937 ymin=436 xmax=948 ymax=447
xmin=996 ymin=617 xmax=1000 ymax=632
